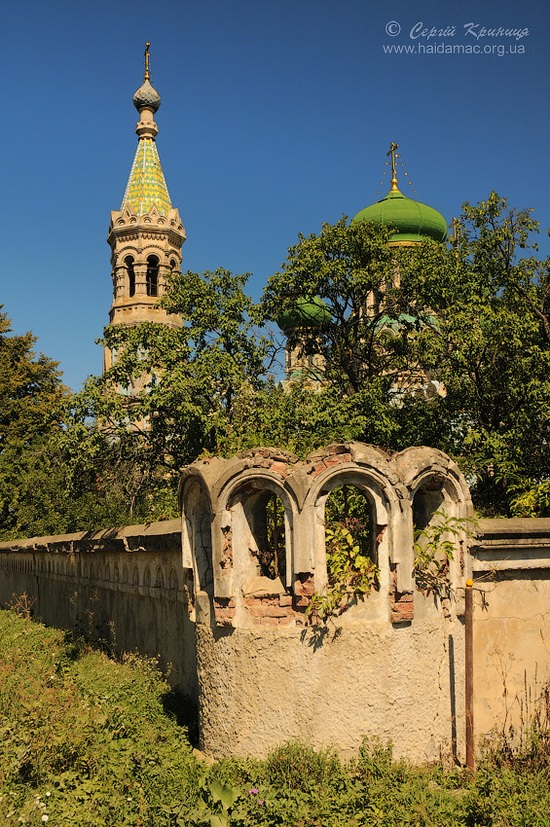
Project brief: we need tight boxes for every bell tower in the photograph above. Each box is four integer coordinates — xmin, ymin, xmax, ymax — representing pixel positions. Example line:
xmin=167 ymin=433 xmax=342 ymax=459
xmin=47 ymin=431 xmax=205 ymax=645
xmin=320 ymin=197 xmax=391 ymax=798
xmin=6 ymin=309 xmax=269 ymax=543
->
xmin=104 ymin=43 xmax=185 ymax=371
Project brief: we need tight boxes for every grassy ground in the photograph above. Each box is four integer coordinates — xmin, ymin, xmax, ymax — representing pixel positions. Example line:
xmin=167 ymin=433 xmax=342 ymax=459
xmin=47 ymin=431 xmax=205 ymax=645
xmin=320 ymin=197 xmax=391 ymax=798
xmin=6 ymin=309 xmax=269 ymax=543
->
xmin=0 ymin=608 xmax=549 ymax=826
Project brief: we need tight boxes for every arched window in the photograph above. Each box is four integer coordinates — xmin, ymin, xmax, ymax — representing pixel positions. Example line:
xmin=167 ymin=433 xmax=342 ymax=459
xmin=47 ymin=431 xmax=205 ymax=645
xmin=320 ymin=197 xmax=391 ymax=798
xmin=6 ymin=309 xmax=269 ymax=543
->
xmin=228 ymin=483 xmax=289 ymax=588
xmin=317 ymin=483 xmax=379 ymax=615
xmin=146 ymin=255 xmax=159 ymax=296
xmin=125 ymin=256 xmax=136 ymax=297
xmin=245 ymin=491 xmax=286 ymax=582
xmin=412 ymin=479 xmax=445 ymax=533
xmin=412 ymin=477 xmax=452 ymax=596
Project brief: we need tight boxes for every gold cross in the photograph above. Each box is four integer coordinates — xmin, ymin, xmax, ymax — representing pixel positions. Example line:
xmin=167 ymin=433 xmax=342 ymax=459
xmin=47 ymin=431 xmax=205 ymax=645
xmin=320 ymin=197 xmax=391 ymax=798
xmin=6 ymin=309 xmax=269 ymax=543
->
xmin=386 ymin=142 xmax=399 ymax=190
xmin=144 ymin=42 xmax=151 ymax=81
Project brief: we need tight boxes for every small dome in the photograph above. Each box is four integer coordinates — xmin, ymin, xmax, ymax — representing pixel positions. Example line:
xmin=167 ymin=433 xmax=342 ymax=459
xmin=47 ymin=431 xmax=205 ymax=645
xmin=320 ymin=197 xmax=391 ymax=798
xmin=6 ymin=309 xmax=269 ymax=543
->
xmin=277 ymin=297 xmax=332 ymax=331
xmin=133 ymin=79 xmax=161 ymax=113
xmin=352 ymin=188 xmax=447 ymax=244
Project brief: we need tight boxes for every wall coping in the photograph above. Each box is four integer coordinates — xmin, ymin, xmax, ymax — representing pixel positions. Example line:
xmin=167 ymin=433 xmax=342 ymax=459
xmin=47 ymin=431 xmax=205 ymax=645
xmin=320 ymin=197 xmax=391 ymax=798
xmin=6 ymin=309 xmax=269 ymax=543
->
xmin=473 ymin=518 xmax=550 ymax=571
xmin=0 ymin=519 xmax=181 ymax=554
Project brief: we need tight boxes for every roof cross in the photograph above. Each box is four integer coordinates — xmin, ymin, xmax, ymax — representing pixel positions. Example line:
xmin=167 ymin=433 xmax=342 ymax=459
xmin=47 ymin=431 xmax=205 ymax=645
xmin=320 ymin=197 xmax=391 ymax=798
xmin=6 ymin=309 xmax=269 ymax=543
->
xmin=144 ymin=41 xmax=151 ymax=81
xmin=386 ymin=141 xmax=400 ymax=191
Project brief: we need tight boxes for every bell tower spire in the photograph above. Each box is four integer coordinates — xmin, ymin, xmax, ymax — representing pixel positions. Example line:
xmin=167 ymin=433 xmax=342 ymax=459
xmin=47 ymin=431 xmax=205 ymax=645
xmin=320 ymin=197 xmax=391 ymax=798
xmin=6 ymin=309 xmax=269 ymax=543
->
xmin=104 ymin=43 xmax=186 ymax=372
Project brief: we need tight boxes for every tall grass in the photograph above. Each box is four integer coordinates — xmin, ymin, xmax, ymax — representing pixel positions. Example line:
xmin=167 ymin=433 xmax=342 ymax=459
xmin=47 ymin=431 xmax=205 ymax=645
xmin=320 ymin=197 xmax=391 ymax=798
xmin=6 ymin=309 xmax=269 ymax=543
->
xmin=1 ymin=608 xmax=549 ymax=826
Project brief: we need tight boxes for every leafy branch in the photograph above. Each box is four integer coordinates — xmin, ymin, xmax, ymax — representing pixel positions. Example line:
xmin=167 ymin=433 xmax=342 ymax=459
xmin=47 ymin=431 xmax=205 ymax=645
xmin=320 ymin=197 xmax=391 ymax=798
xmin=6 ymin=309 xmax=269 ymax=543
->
xmin=306 ymin=522 xmax=379 ymax=625
xmin=413 ymin=509 xmax=477 ymax=597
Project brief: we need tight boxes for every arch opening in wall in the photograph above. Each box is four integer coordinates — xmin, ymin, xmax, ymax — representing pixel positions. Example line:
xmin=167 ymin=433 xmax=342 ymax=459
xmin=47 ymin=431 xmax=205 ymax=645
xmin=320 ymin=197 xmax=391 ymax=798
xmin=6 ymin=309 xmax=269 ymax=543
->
xmin=247 ymin=490 xmax=286 ymax=582
xmin=413 ymin=478 xmax=445 ymax=533
xmin=227 ymin=481 xmax=291 ymax=594
xmin=182 ymin=480 xmax=213 ymax=597
xmin=411 ymin=475 xmax=459 ymax=602
xmin=125 ymin=255 xmax=136 ymax=297
xmin=146 ymin=255 xmax=159 ymax=297
xmin=320 ymin=484 xmax=380 ymax=608
xmin=325 ymin=484 xmax=377 ymax=566
xmin=312 ymin=470 xmax=390 ymax=606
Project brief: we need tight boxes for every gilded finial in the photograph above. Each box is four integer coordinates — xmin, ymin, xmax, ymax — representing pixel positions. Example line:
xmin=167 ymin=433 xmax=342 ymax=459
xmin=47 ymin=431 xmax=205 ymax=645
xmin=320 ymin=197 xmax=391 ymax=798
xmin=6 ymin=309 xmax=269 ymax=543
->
xmin=144 ymin=42 xmax=151 ymax=81
xmin=386 ymin=141 xmax=400 ymax=191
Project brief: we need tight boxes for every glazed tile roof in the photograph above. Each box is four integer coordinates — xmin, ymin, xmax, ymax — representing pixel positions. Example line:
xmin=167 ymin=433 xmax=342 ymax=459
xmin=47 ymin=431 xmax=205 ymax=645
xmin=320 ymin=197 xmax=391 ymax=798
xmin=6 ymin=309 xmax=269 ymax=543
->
xmin=121 ymin=137 xmax=172 ymax=216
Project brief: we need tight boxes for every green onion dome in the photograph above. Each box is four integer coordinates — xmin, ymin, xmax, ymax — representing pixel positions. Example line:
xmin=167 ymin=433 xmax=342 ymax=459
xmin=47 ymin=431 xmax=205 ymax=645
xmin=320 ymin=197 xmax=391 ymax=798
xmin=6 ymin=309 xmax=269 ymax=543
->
xmin=277 ymin=297 xmax=332 ymax=331
xmin=352 ymin=186 xmax=447 ymax=245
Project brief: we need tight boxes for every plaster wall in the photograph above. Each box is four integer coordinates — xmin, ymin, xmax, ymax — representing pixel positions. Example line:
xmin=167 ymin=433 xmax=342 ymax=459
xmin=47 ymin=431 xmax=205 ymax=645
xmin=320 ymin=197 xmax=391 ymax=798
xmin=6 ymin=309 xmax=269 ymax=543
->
xmin=195 ymin=593 xmax=465 ymax=763
xmin=472 ymin=519 xmax=550 ymax=744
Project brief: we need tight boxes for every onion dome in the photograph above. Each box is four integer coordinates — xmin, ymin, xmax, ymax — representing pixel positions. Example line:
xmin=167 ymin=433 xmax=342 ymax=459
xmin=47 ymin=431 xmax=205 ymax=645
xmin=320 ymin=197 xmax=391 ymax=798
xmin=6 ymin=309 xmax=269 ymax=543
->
xmin=133 ymin=79 xmax=161 ymax=113
xmin=277 ymin=297 xmax=332 ymax=331
xmin=352 ymin=143 xmax=447 ymax=245
xmin=353 ymin=189 xmax=447 ymax=244
xmin=376 ymin=313 xmax=417 ymax=331
xmin=376 ymin=312 xmax=439 ymax=333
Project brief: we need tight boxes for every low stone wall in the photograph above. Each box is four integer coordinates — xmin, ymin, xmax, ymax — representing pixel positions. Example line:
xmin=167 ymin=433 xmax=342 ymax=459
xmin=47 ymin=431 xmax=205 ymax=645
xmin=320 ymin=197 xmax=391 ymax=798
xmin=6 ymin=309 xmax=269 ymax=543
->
xmin=0 ymin=520 xmax=197 ymax=701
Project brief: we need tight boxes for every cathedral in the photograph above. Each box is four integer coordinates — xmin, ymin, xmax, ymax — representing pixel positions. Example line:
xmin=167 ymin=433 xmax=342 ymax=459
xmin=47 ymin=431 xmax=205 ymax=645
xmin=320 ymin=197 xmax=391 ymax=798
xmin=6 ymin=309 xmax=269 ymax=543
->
xmin=103 ymin=46 xmax=448 ymax=386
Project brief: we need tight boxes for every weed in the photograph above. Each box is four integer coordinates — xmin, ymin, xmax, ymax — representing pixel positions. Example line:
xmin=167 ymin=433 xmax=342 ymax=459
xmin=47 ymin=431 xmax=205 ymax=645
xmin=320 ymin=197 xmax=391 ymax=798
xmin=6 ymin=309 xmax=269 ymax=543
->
xmin=1 ymin=609 xmax=549 ymax=826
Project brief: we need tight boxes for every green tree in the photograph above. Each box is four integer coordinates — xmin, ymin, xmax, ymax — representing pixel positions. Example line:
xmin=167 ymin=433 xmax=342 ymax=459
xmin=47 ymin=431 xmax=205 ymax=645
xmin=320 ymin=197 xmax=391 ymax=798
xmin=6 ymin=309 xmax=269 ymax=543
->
xmin=0 ymin=309 xmax=69 ymax=539
xmin=0 ymin=308 xmax=161 ymax=539
xmin=261 ymin=196 xmax=550 ymax=515
xmin=68 ymin=268 xmax=271 ymax=523
xmin=414 ymin=193 xmax=550 ymax=514
xmin=261 ymin=217 xmax=456 ymax=450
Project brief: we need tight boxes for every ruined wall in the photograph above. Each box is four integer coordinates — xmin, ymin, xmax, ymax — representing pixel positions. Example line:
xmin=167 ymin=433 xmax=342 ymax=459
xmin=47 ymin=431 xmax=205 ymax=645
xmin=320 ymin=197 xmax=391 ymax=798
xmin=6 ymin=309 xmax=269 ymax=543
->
xmin=181 ymin=443 xmax=473 ymax=762
xmin=0 ymin=520 xmax=197 ymax=701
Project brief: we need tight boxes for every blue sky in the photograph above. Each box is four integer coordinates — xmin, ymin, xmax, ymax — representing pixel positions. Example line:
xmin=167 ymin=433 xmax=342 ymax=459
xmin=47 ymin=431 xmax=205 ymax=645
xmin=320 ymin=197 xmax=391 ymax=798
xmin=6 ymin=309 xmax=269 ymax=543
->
xmin=3 ymin=0 xmax=549 ymax=390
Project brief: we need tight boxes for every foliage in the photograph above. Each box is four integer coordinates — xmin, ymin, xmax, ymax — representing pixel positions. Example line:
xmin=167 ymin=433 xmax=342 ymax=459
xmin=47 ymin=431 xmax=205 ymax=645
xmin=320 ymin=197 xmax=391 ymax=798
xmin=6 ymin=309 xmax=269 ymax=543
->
xmin=403 ymin=194 xmax=550 ymax=515
xmin=509 ymin=480 xmax=550 ymax=518
xmin=2 ymin=609 xmax=550 ymax=826
xmin=0 ymin=309 xmax=70 ymax=540
xmin=413 ymin=510 xmax=477 ymax=597
xmin=0 ymin=609 xmax=200 ymax=826
xmin=307 ymin=486 xmax=379 ymax=624
xmin=307 ymin=522 xmax=379 ymax=623
xmin=262 ymin=196 xmax=550 ymax=516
